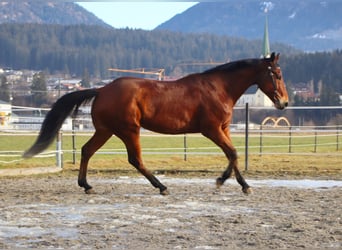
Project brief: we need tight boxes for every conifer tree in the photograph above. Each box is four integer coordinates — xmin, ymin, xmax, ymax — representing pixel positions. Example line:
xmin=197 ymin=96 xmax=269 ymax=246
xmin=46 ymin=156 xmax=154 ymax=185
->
xmin=0 ymin=75 xmax=10 ymax=102
xmin=31 ymin=72 xmax=47 ymax=107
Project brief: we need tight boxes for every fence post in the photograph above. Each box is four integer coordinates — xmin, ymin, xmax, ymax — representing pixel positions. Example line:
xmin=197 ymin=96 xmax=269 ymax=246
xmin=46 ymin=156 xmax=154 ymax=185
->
xmin=337 ymin=125 xmax=340 ymax=151
xmin=183 ymin=134 xmax=187 ymax=161
xmin=72 ymin=118 xmax=76 ymax=164
xmin=259 ymin=125 xmax=263 ymax=156
xmin=288 ymin=126 xmax=292 ymax=153
xmin=245 ymin=103 xmax=249 ymax=171
xmin=314 ymin=130 xmax=317 ymax=153
xmin=56 ymin=131 xmax=63 ymax=168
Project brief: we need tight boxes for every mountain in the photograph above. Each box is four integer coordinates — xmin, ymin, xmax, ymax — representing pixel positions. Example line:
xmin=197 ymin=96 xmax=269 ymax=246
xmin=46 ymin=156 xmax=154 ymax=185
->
xmin=156 ymin=0 xmax=342 ymax=52
xmin=0 ymin=1 xmax=110 ymax=28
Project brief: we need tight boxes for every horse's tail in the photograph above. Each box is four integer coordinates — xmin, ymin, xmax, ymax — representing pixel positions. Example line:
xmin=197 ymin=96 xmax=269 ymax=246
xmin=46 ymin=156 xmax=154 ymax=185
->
xmin=23 ymin=89 xmax=98 ymax=158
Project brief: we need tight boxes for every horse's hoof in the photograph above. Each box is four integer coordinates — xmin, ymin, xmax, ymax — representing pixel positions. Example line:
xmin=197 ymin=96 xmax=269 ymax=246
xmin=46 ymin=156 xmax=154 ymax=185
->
xmin=216 ymin=178 xmax=223 ymax=189
xmin=85 ymin=188 xmax=96 ymax=194
xmin=160 ymin=189 xmax=169 ymax=195
xmin=242 ymin=187 xmax=252 ymax=195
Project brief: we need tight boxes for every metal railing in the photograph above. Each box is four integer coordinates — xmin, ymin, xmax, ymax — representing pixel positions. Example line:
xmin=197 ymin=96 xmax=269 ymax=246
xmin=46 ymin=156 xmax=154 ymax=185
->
xmin=0 ymin=105 xmax=341 ymax=169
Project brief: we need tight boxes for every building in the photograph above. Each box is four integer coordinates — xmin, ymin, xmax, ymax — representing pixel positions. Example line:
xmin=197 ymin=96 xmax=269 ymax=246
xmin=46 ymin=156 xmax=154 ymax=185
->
xmin=235 ymin=85 xmax=273 ymax=107
xmin=262 ymin=14 xmax=271 ymax=58
xmin=236 ymin=13 xmax=273 ymax=107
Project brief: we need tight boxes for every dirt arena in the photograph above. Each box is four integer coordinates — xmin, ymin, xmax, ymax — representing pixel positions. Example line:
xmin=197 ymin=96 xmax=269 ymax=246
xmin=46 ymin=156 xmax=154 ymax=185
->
xmin=0 ymin=174 xmax=341 ymax=249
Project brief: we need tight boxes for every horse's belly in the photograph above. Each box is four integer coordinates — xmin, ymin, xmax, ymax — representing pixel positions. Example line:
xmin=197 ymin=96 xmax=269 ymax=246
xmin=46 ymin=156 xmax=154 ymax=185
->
xmin=141 ymin=115 xmax=198 ymax=134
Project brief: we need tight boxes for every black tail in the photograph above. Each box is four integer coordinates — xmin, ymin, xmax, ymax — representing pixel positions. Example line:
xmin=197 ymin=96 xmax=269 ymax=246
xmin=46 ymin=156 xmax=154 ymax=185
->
xmin=23 ymin=89 xmax=98 ymax=158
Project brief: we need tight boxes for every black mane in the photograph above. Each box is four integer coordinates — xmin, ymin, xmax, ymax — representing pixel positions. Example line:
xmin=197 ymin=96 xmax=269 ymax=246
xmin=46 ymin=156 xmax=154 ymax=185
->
xmin=202 ymin=58 xmax=262 ymax=74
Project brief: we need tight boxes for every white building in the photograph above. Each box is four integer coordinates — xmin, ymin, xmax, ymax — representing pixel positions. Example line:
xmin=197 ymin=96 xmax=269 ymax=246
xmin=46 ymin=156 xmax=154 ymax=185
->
xmin=236 ymin=85 xmax=273 ymax=107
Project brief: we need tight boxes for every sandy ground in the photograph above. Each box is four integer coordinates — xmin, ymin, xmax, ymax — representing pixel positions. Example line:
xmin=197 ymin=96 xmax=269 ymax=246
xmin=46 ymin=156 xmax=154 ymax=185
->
xmin=0 ymin=174 xmax=341 ymax=249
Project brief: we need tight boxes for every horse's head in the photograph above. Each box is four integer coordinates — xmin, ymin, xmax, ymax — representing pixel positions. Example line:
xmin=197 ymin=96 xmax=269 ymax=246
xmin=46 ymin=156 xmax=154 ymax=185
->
xmin=258 ymin=52 xmax=289 ymax=110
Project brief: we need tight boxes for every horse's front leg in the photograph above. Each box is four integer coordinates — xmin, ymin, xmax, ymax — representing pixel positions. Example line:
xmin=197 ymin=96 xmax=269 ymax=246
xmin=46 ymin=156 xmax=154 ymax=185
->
xmin=78 ymin=131 xmax=112 ymax=194
xmin=216 ymin=148 xmax=252 ymax=194
xmin=205 ymin=128 xmax=252 ymax=194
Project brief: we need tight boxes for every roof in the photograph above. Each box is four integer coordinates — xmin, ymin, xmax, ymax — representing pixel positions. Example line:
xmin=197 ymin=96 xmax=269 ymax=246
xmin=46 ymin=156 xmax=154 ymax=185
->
xmin=0 ymin=100 xmax=10 ymax=105
xmin=244 ymin=85 xmax=258 ymax=95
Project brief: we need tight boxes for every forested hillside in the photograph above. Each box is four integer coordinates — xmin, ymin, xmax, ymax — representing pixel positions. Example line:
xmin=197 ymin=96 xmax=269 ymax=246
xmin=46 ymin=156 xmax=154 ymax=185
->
xmin=0 ymin=24 xmax=296 ymax=77
xmin=0 ymin=23 xmax=341 ymax=109
xmin=281 ymin=51 xmax=342 ymax=108
xmin=282 ymin=51 xmax=342 ymax=94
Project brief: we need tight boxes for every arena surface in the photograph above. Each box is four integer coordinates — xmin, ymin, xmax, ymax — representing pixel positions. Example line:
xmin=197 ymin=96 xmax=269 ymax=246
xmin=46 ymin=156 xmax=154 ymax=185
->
xmin=0 ymin=175 xmax=341 ymax=249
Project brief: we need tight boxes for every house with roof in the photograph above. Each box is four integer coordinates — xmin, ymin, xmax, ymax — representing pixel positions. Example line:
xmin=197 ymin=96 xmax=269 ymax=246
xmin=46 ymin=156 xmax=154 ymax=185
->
xmin=235 ymin=85 xmax=273 ymax=107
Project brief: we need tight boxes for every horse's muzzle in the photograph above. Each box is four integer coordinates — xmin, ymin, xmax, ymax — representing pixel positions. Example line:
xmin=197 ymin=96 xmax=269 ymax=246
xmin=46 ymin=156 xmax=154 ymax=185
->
xmin=275 ymin=99 xmax=288 ymax=110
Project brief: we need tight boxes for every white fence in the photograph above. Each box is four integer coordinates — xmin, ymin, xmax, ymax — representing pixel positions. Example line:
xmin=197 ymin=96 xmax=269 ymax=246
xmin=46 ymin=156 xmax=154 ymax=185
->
xmin=0 ymin=105 xmax=341 ymax=169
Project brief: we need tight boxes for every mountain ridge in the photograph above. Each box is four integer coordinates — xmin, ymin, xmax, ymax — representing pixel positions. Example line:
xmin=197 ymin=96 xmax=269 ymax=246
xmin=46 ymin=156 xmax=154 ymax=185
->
xmin=0 ymin=1 xmax=110 ymax=28
xmin=156 ymin=0 xmax=342 ymax=51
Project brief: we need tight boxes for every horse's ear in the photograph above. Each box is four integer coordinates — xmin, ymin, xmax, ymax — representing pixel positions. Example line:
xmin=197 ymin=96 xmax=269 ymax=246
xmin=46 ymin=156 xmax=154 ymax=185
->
xmin=270 ymin=52 xmax=276 ymax=61
xmin=270 ymin=52 xmax=280 ymax=64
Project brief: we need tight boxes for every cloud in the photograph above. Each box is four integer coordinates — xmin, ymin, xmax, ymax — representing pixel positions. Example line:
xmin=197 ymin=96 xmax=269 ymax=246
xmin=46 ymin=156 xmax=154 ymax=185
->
xmin=260 ymin=1 xmax=274 ymax=13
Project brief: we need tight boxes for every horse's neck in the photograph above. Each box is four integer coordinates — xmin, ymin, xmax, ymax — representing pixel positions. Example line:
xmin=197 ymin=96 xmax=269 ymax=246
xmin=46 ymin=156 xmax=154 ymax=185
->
xmin=222 ymin=68 xmax=259 ymax=103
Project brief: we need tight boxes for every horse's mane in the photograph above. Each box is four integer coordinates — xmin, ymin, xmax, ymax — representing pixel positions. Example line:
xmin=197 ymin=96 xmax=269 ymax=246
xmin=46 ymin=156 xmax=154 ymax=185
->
xmin=202 ymin=58 xmax=262 ymax=74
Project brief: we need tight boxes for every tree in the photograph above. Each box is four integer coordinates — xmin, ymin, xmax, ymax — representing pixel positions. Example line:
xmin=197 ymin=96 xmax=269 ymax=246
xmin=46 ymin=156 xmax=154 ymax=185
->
xmin=0 ymin=75 xmax=10 ymax=102
xmin=80 ymin=68 xmax=91 ymax=88
xmin=320 ymin=83 xmax=340 ymax=106
xmin=31 ymin=72 xmax=47 ymax=107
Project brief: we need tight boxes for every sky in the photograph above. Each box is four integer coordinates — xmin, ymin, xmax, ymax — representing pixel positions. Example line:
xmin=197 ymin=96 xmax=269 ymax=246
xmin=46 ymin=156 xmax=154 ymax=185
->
xmin=77 ymin=2 xmax=198 ymax=30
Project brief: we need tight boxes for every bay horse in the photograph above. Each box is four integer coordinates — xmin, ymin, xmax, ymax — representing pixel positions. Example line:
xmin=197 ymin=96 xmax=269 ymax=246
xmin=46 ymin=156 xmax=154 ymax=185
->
xmin=23 ymin=52 xmax=288 ymax=195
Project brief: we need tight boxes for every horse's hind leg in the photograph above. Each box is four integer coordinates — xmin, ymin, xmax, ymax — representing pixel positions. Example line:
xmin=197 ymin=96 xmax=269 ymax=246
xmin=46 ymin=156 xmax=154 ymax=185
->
xmin=78 ymin=130 xmax=112 ymax=194
xmin=120 ymin=130 xmax=168 ymax=195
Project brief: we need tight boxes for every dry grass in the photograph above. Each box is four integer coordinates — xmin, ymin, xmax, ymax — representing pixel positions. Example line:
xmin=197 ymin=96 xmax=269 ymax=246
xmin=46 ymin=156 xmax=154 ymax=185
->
xmin=58 ymin=153 xmax=342 ymax=180
xmin=1 ymin=131 xmax=341 ymax=179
